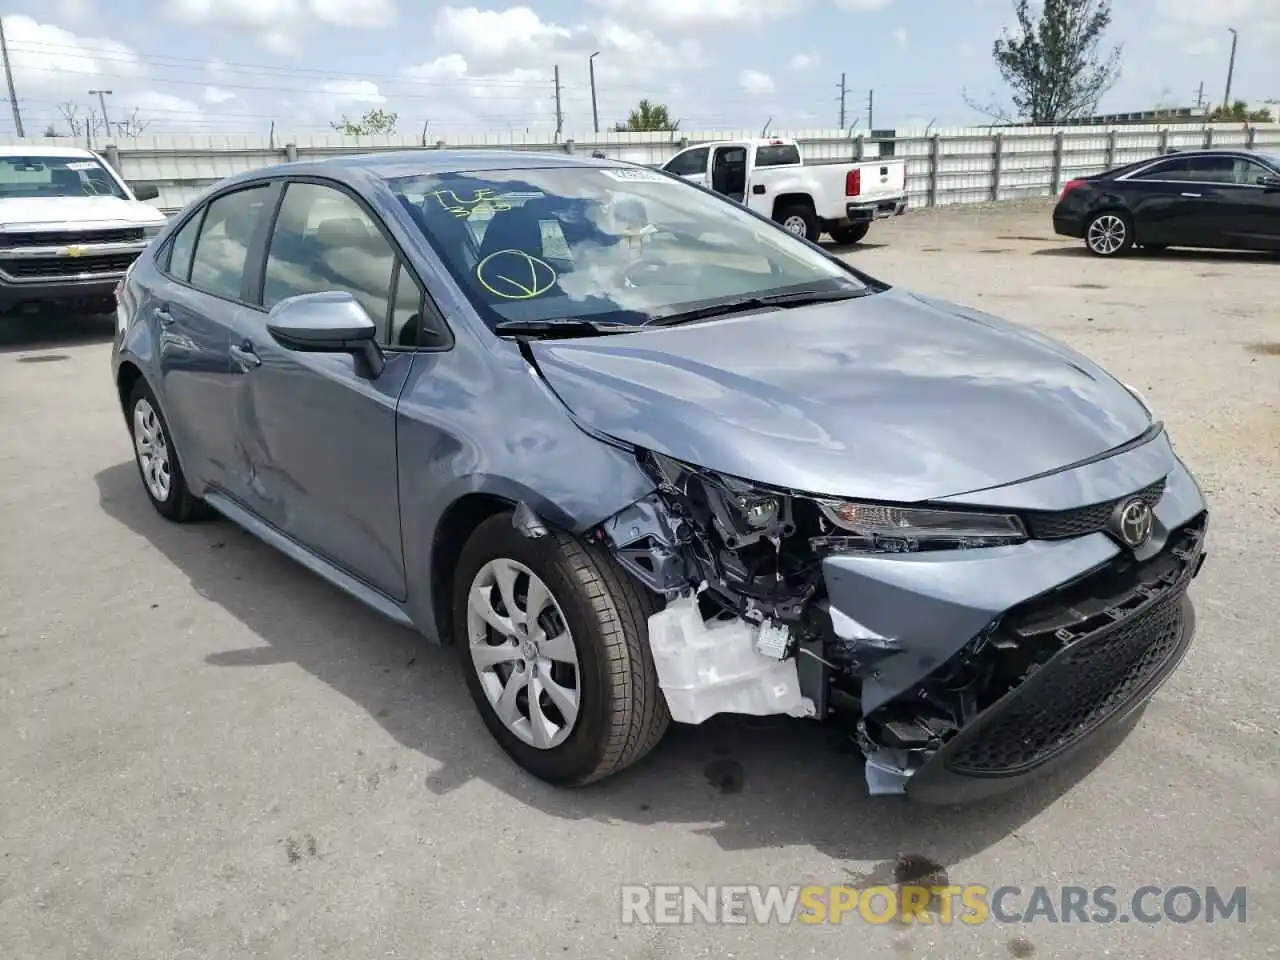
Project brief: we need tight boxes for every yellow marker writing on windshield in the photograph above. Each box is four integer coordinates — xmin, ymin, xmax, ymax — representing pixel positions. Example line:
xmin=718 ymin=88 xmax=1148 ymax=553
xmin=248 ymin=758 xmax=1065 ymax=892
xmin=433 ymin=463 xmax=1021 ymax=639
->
xmin=476 ymin=249 xmax=558 ymax=300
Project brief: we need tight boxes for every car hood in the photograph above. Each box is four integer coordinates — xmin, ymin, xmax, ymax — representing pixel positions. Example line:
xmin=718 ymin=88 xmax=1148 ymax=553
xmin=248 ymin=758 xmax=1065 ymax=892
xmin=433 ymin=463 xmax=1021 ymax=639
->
xmin=530 ymin=288 xmax=1152 ymax=502
xmin=0 ymin=195 xmax=166 ymax=229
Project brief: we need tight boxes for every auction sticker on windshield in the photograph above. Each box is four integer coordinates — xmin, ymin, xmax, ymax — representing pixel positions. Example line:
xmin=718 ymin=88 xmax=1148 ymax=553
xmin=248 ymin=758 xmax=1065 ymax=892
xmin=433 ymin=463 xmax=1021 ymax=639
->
xmin=601 ymin=169 xmax=673 ymax=184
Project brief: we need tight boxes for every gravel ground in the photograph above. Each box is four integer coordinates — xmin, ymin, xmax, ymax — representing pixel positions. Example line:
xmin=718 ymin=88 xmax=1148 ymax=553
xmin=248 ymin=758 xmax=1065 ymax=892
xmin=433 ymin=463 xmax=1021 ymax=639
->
xmin=1 ymin=200 xmax=1277 ymax=960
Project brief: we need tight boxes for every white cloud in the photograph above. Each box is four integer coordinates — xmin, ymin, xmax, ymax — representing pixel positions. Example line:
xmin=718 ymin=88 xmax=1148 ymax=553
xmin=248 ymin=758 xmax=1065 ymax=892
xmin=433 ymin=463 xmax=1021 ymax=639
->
xmin=201 ymin=86 xmax=239 ymax=105
xmin=2 ymin=15 xmax=144 ymax=97
xmin=790 ymin=52 xmax=818 ymax=70
xmin=166 ymin=0 xmax=399 ymax=53
xmin=433 ymin=5 xmax=573 ymax=69
xmin=892 ymin=27 xmax=908 ymax=47
xmin=834 ymin=0 xmax=894 ymax=9
xmin=318 ymin=80 xmax=387 ymax=107
xmin=1155 ymin=0 xmax=1277 ymax=27
xmin=739 ymin=69 xmax=776 ymax=95
xmin=588 ymin=0 xmax=802 ymax=29
xmin=959 ymin=41 xmax=975 ymax=58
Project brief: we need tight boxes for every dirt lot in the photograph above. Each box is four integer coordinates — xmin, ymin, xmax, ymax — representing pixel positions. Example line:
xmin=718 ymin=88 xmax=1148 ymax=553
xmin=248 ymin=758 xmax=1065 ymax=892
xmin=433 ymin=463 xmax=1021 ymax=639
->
xmin=1 ymin=200 xmax=1277 ymax=960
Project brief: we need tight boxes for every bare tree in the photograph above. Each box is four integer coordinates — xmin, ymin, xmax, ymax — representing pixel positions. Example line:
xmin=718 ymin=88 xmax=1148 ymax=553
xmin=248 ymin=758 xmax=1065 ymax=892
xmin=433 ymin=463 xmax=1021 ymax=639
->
xmin=56 ymin=102 xmax=88 ymax=137
xmin=966 ymin=0 xmax=1122 ymax=124
xmin=115 ymin=108 xmax=151 ymax=138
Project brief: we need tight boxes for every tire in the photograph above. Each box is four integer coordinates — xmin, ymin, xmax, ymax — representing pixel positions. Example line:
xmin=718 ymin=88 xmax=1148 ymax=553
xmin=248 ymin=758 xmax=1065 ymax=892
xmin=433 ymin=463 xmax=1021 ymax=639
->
xmin=453 ymin=512 xmax=669 ymax=786
xmin=1084 ymin=211 xmax=1134 ymax=257
xmin=127 ymin=379 xmax=211 ymax=522
xmin=775 ymin=203 xmax=820 ymax=242
xmin=829 ymin=222 xmax=870 ymax=245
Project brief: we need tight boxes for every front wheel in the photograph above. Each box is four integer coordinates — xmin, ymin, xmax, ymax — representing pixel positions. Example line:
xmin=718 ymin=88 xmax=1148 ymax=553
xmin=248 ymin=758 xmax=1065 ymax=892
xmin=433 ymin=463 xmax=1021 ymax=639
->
xmin=775 ymin=203 xmax=820 ymax=242
xmin=829 ymin=222 xmax=870 ymax=245
xmin=453 ymin=513 xmax=669 ymax=785
xmin=1085 ymin=211 xmax=1134 ymax=257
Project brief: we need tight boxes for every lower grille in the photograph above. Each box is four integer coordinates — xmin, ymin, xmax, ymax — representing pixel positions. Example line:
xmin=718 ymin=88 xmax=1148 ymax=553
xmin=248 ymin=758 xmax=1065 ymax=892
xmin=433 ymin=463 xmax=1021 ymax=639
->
xmin=943 ymin=515 xmax=1204 ymax=777
xmin=0 ymin=252 xmax=140 ymax=279
xmin=1023 ymin=477 xmax=1166 ymax=540
xmin=0 ymin=227 xmax=145 ymax=247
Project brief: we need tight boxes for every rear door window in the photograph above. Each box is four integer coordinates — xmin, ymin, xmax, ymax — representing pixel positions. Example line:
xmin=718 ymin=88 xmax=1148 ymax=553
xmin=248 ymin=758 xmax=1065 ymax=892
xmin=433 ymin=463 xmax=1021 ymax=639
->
xmin=755 ymin=144 xmax=802 ymax=167
xmin=187 ymin=184 xmax=272 ymax=301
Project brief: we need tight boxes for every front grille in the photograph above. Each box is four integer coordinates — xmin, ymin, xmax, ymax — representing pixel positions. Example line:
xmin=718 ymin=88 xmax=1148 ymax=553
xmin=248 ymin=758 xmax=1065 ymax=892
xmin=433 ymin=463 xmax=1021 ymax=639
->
xmin=1023 ymin=478 xmax=1166 ymax=540
xmin=0 ymin=252 xmax=140 ymax=279
xmin=943 ymin=514 xmax=1204 ymax=777
xmin=0 ymin=227 xmax=145 ymax=247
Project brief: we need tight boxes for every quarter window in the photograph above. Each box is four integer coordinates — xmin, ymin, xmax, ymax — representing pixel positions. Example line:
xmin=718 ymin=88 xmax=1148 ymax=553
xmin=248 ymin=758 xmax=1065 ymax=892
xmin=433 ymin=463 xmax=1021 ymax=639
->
xmin=263 ymin=182 xmax=397 ymax=341
xmin=165 ymin=209 xmax=203 ymax=282
xmin=187 ymin=185 xmax=272 ymax=300
xmin=1230 ymin=157 xmax=1274 ymax=185
xmin=1131 ymin=158 xmax=1189 ymax=180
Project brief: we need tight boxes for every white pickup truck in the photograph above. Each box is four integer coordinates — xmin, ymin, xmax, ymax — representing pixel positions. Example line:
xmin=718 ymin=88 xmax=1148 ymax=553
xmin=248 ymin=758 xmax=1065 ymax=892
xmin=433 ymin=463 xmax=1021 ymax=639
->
xmin=0 ymin=145 xmax=166 ymax=316
xmin=658 ymin=137 xmax=908 ymax=244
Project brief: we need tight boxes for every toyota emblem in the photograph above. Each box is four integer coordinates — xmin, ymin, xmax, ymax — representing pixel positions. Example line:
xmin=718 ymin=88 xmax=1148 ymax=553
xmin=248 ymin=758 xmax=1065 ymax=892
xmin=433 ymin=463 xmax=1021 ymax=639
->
xmin=1114 ymin=498 xmax=1154 ymax=548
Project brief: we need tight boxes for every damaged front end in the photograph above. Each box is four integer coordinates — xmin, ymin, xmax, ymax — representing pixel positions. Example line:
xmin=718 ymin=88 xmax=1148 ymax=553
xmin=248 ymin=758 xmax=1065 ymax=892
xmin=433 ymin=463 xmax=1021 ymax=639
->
xmin=584 ymin=448 xmax=1207 ymax=801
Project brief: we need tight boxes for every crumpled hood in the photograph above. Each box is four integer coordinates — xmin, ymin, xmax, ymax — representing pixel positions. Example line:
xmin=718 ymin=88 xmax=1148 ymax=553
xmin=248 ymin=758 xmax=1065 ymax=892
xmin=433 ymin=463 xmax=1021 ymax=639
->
xmin=0 ymin=195 xmax=165 ymax=229
xmin=530 ymin=288 xmax=1152 ymax=502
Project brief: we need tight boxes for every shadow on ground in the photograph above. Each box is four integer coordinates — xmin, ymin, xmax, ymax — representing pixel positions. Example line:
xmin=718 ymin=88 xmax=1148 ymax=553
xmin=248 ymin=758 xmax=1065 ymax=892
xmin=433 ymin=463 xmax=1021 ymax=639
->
xmin=95 ymin=460 xmax=1141 ymax=880
xmin=820 ymin=240 xmax=889 ymax=254
xmin=0 ymin=310 xmax=116 ymax=354
xmin=1033 ymin=245 xmax=1280 ymax=264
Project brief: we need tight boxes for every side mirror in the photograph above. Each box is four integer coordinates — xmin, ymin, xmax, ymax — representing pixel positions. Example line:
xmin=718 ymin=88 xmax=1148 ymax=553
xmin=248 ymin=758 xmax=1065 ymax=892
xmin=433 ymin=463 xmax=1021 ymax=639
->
xmin=131 ymin=183 xmax=161 ymax=201
xmin=267 ymin=290 xmax=385 ymax=378
xmin=1261 ymin=176 xmax=1280 ymax=193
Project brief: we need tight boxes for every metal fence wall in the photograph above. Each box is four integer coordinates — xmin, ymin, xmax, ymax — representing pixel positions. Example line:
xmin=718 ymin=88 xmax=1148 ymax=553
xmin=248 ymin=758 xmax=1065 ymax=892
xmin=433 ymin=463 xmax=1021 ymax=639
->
xmin=7 ymin=123 xmax=1280 ymax=214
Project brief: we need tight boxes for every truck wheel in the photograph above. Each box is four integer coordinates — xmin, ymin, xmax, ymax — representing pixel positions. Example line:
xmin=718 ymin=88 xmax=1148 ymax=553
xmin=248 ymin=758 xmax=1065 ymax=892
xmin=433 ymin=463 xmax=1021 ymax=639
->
xmin=453 ymin=512 xmax=669 ymax=786
xmin=776 ymin=203 xmax=819 ymax=242
xmin=829 ymin=223 xmax=870 ymax=245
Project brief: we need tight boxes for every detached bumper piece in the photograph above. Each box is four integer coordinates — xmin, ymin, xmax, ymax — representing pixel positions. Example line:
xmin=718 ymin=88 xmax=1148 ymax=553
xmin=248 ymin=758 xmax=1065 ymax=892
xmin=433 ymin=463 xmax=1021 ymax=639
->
xmin=899 ymin=514 xmax=1207 ymax=803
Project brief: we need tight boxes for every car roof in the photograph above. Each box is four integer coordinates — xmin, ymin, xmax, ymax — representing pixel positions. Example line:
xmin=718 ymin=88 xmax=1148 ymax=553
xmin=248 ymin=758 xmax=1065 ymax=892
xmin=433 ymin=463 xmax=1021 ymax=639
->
xmin=0 ymin=145 xmax=98 ymax=159
xmin=233 ymin=149 xmax=630 ymax=183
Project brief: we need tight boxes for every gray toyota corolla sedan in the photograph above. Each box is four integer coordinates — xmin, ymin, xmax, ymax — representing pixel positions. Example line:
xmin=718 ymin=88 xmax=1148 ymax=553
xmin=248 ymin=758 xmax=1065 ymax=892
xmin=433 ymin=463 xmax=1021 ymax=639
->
xmin=111 ymin=150 xmax=1208 ymax=802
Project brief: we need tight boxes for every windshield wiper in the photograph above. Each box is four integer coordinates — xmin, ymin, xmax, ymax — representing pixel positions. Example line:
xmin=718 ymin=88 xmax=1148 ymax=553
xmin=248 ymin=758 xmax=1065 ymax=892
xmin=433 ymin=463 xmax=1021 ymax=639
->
xmin=644 ymin=288 xmax=868 ymax=327
xmin=494 ymin=319 xmax=637 ymax=340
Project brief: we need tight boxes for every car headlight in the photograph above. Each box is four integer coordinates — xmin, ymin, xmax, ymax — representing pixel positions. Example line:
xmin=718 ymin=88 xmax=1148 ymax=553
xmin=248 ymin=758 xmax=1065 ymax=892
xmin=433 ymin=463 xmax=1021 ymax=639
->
xmin=1122 ymin=381 xmax=1151 ymax=417
xmin=142 ymin=223 xmax=164 ymax=240
xmin=814 ymin=500 xmax=1027 ymax=553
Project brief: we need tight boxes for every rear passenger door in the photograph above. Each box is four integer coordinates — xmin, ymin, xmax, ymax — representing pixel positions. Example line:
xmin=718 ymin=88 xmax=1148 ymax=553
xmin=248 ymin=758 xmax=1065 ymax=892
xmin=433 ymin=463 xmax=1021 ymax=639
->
xmin=1121 ymin=157 xmax=1208 ymax=245
xmin=151 ymin=182 xmax=277 ymax=500
xmin=233 ymin=178 xmax=437 ymax=600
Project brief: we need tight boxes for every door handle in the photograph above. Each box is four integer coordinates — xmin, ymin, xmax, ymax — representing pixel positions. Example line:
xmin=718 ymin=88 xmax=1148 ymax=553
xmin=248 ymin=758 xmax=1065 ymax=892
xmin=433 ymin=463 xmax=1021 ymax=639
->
xmin=153 ymin=306 xmax=175 ymax=326
xmin=229 ymin=341 xmax=261 ymax=369
xmin=1180 ymin=192 xmax=1202 ymax=198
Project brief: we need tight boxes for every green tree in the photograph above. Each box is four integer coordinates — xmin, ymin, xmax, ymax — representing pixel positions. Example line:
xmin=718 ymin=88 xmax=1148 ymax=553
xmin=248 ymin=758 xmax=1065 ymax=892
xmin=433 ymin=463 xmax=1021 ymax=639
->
xmin=330 ymin=108 xmax=399 ymax=136
xmin=969 ymin=0 xmax=1122 ymax=124
xmin=1207 ymin=100 xmax=1274 ymax=123
xmin=614 ymin=99 xmax=679 ymax=132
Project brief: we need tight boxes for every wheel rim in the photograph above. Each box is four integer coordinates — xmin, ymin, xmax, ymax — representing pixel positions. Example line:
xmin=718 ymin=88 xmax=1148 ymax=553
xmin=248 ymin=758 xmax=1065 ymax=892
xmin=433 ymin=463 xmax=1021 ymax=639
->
xmin=132 ymin=398 xmax=172 ymax=502
xmin=1087 ymin=214 xmax=1126 ymax=254
xmin=783 ymin=215 xmax=808 ymax=236
xmin=466 ymin=558 xmax=581 ymax=750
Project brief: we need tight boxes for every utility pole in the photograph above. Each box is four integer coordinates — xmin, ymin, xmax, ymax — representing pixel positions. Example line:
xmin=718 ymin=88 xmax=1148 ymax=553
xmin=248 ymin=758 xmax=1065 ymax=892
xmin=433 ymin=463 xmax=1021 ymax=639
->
xmin=867 ymin=89 xmax=875 ymax=131
xmin=837 ymin=72 xmax=847 ymax=129
xmin=589 ymin=52 xmax=600 ymax=134
xmin=553 ymin=65 xmax=563 ymax=141
xmin=1222 ymin=27 xmax=1238 ymax=109
xmin=90 ymin=89 xmax=113 ymax=138
xmin=1194 ymin=81 xmax=1205 ymax=112
xmin=0 ymin=17 xmax=23 ymax=138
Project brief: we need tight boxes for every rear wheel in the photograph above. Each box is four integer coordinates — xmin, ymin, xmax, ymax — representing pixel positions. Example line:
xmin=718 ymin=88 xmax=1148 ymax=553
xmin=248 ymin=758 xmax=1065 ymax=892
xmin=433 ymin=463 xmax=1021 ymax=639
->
xmin=776 ymin=203 xmax=819 ymax=242
xmin=829 ymin=222 xmax=870 ymax=245
xmin=128 ymin=380 xmax=211 ymax=522
xmin=453 ymin=513 xmax=669 ymax=785
xmin=1084 ymin=211 xmax=1134 ymax=257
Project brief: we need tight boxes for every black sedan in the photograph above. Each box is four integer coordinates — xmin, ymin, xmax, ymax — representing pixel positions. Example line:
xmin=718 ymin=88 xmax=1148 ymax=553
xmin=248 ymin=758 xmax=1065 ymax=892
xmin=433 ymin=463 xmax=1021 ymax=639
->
xmin=1052 ymin=148 xmax=1280 ymax=257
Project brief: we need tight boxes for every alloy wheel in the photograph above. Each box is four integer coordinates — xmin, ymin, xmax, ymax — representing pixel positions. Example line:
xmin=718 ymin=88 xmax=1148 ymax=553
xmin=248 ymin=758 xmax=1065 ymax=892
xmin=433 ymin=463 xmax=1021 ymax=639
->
xmin=132 ymin=398 xmax=172 ymax=502
xmin=466 ymin=557 xmax=582 ymax=750
xmin=1087 ymin=214 xmax=1127 ymax=255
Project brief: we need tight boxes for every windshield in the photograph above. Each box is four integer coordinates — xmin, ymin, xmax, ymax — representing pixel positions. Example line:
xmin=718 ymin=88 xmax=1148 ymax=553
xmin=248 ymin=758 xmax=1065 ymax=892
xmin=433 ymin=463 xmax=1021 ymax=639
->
xmin=0 ymin=155 xmax=128 ymax=200
xmin=385 ymin=165 xmax=874 ymax=330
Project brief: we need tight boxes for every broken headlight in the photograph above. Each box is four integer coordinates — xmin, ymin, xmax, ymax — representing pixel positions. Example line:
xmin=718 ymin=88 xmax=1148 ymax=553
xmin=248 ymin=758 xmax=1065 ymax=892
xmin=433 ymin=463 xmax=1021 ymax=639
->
xmin=813 ymin=501 xmax=1027 ymax=553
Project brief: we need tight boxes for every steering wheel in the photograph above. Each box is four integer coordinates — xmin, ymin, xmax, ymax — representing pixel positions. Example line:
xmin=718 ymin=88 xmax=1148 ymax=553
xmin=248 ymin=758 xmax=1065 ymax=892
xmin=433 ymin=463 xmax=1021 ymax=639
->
xmin=617 ymin=254 xmax=699 ymax=288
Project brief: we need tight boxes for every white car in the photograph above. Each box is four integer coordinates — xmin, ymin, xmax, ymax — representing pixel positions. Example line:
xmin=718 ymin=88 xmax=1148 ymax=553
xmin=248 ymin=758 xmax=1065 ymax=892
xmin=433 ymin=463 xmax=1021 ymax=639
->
xmin=659 ymin=137 xmax=908 ymax=244
xmin=0 ymin=145 xmax=166 ymax=315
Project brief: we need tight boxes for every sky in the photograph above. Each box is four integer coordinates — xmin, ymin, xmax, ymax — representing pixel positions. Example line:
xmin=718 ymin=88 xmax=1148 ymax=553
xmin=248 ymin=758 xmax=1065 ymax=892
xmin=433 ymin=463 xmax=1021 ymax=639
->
xmin=0 ymin=0 xmax=1276 ymax=139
